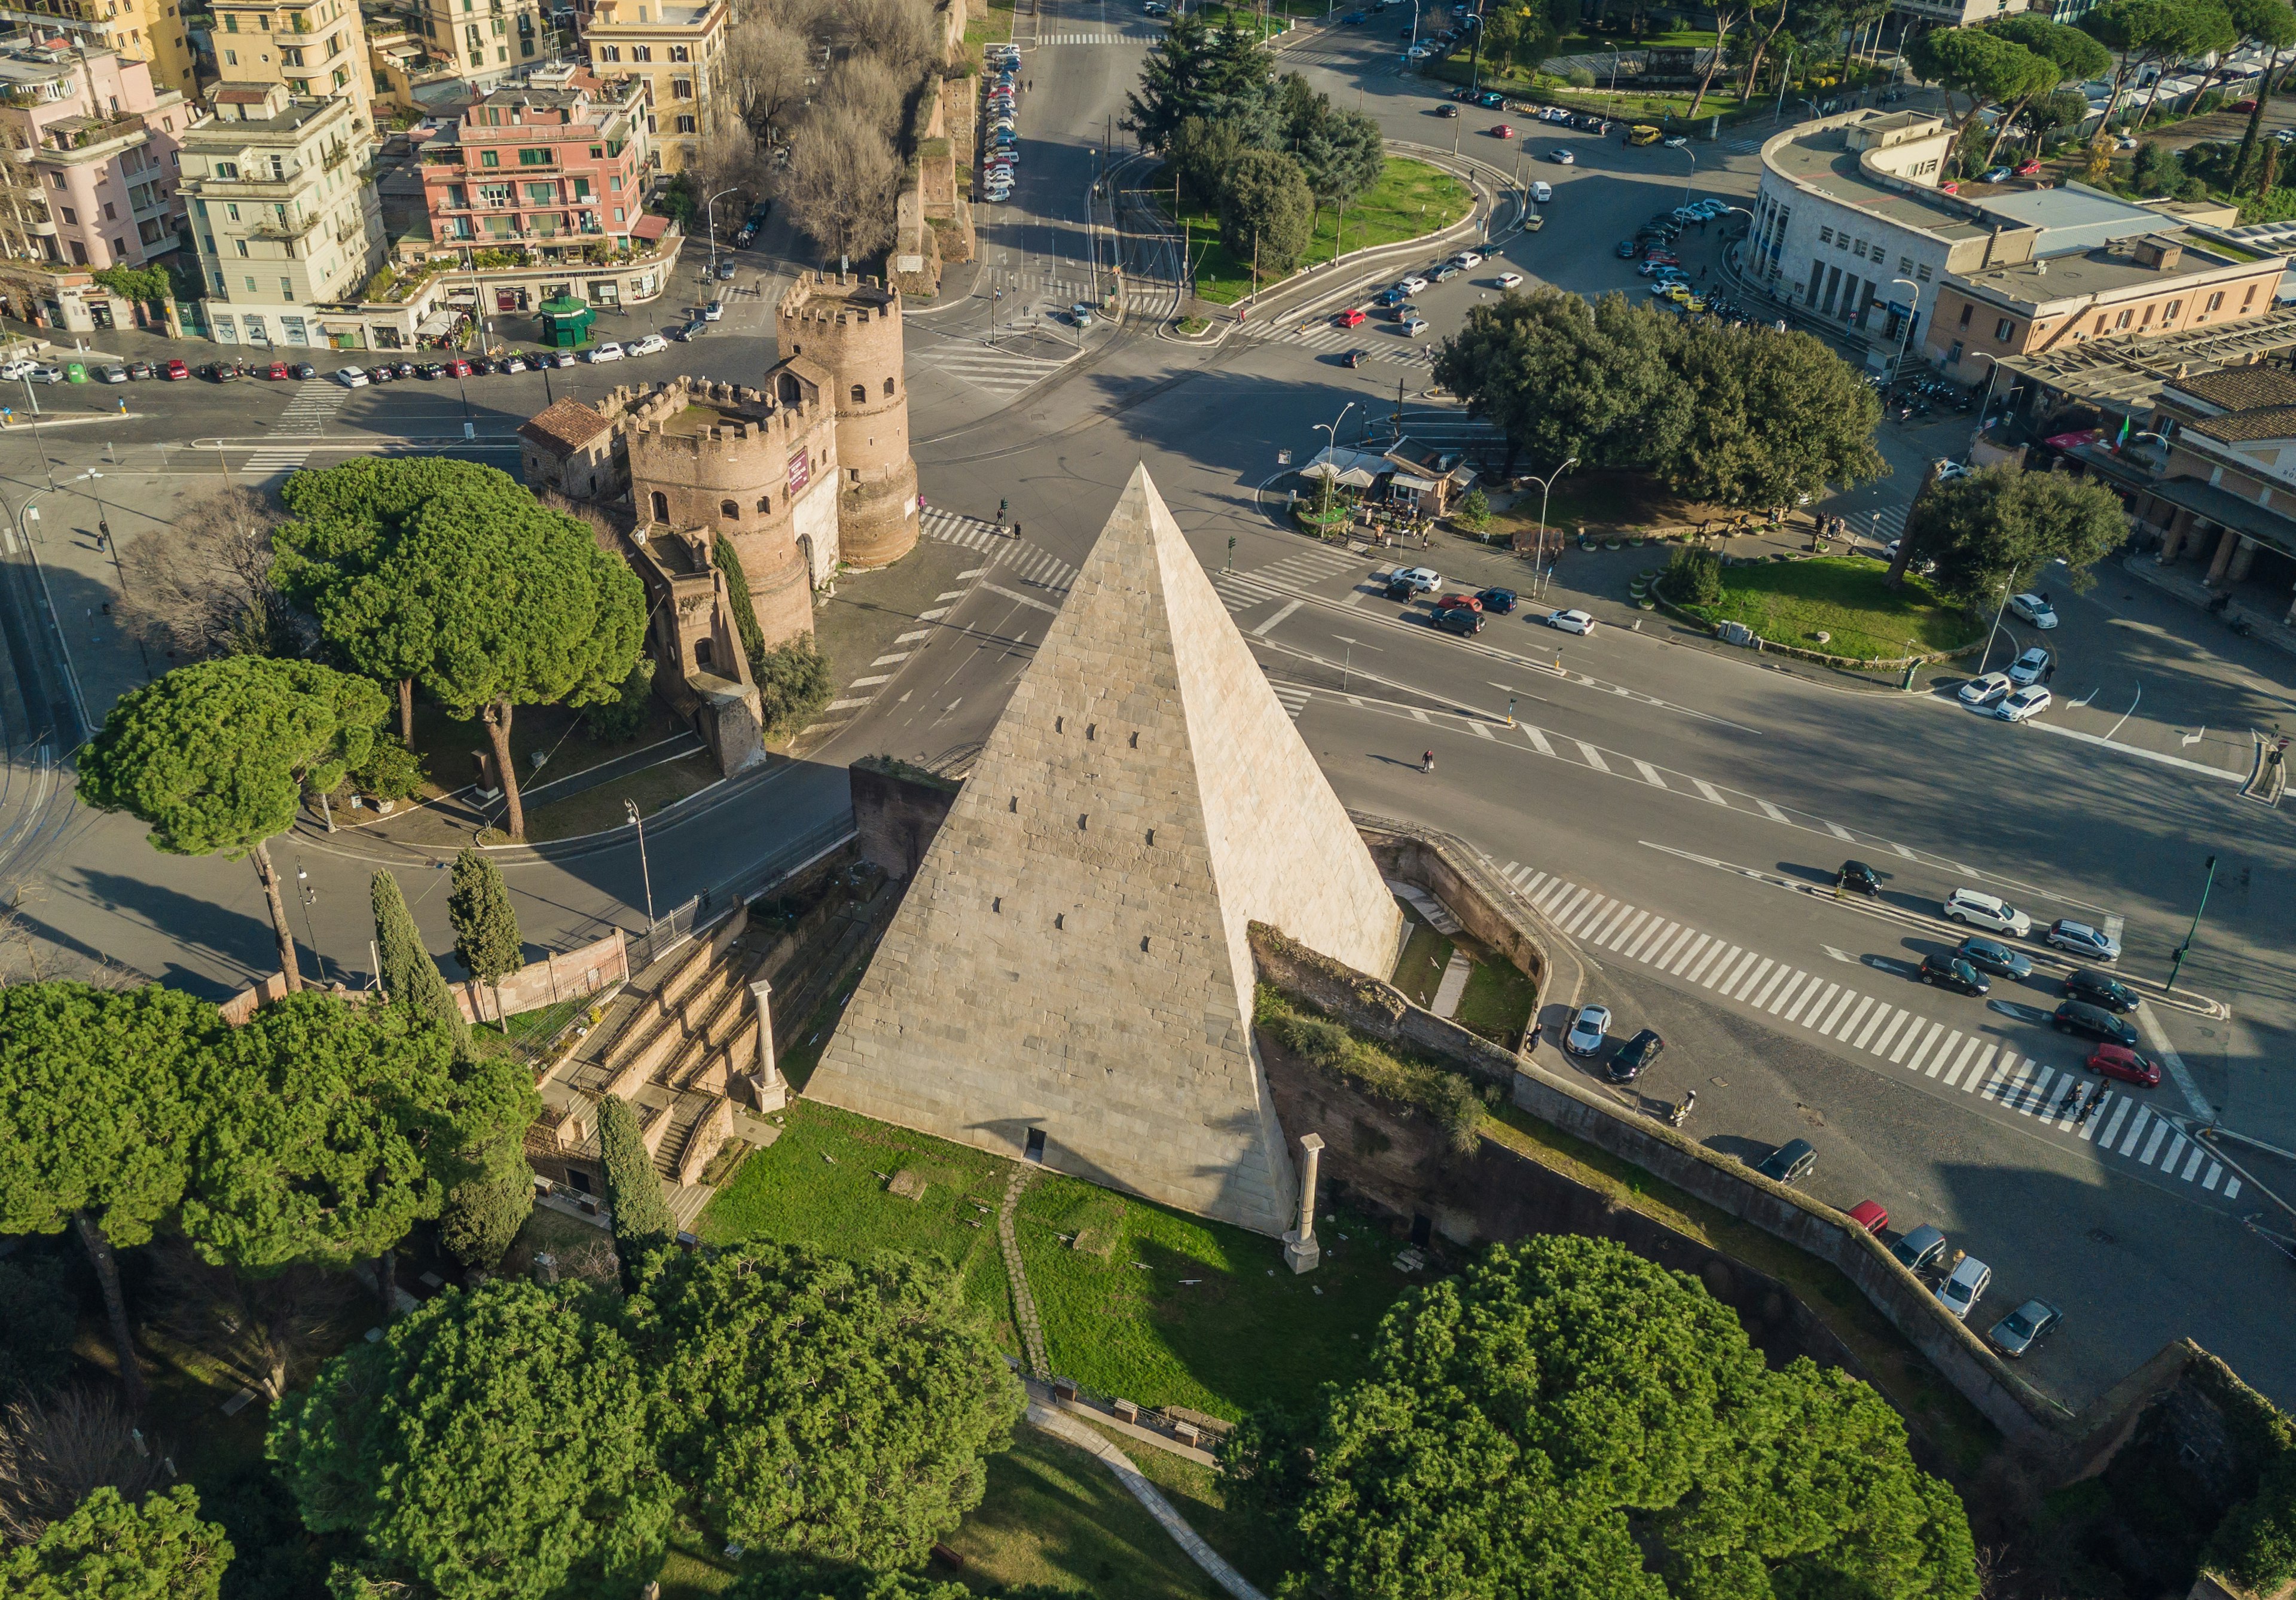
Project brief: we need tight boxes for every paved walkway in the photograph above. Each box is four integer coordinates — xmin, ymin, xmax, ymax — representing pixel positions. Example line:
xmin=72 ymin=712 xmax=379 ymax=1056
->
xmin=1024 ymin=1396 xmax=1268 ymax=1600
xmin=998 ymin=1165 xmax=1050 ymax=1379
xmin=2122 ymin=551 xmax=2296 ymax=664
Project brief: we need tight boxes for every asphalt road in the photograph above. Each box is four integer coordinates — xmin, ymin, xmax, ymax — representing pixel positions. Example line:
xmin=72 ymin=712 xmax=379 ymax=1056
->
xmin=0 ymin=0 xmax=2289 ymax=1411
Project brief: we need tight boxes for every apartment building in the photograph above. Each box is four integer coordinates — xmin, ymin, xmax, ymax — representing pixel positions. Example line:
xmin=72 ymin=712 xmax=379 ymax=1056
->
xmin=182 ymin=82 xmax=383 ymax=346
xmin=0 ymin=38 xmax=190 ymax=270
xmin=414 ymin=0 xmax=549 ymax=90
xmin=4 ymin=0 xmax=196 ymax=97
xmin=209 ymin=0 xmax=374 ymax=137
xmin=581 ymin=0 xmax=723 ymax=176
xmin=416 ymin=72 xmax=648 ymax=252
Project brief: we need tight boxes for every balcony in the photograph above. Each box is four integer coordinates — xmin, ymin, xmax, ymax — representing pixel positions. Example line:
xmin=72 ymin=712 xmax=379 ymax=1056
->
xmin=246 ymin=211 xmax=320 ymax=241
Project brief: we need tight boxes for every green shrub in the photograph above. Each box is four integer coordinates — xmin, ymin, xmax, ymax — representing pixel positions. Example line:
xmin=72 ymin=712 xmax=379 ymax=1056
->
xmin=1253 ymin=985 xmax=1483 ymax=1152
xmin=755 ymin=638 xmax=834 ymax=735
xmin=1565 ymin=65 xmax=1595 ymax=88
xmin=587 ymin=658 xmax=654 ymax=744
xmin=2209 ymin=1452 xmax=2296 ymax=1595
xmin=350 ymin=732 xmax=426 ymax=801
xmin=1454 ymin=487 xmax=1491 ymax=531
xmin=1666 ymin=543 xmax=1723 ymax=604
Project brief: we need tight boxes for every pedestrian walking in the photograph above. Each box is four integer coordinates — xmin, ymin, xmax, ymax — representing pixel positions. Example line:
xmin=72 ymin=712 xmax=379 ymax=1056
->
xmin=1421 ymin=750 xmax=1434 ymax=774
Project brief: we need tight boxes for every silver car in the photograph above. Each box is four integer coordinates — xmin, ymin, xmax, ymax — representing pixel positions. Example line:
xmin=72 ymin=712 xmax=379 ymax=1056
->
xmin=2047 ymin=918 xmax=2121 ymax=963
xmin=1987 ymin=1298 xmax=2062 ymax=1357
xmin=1564 ymin=1003 xmax=1611 ymax=1056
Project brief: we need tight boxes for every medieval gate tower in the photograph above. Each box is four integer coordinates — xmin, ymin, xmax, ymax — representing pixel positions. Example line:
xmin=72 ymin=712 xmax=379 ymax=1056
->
xmin=777 ymin=270 xmax=920 ymax=569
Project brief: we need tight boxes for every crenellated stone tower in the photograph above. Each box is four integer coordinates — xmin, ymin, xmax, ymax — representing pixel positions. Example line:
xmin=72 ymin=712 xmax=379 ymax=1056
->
xmin=777 ymin=270 xmax=919 ymax=569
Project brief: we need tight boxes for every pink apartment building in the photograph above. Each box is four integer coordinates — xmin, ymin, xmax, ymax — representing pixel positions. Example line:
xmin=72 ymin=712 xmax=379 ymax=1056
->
xmin=0 ymin=36 xmax=190 ymax=271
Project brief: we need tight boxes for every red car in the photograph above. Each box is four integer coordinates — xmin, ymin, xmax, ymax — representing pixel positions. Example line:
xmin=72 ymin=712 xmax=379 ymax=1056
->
xmin=1491 ymin=123 xmax=1514 ymax=139
xmin=2087 ymin=1043 xmax=2161 ymax=1088
xmin=2016 ymin=158 xmax=2042 ymax=176
xmin=163 ymin=358 xmax=189 ymax=380
xmin=445 ymin=358 xmax=472 ymax=377
xmin=1433 ymin=593 xmax=1483 ymax=613
xmin=1335 ymin=307 xmax=1367 ymax=328
xmin=2231 ymin=97 xmax=2259 ymax=112
xmin=1847 ymin=1200 xmax=1888 ymax=1235
xmin=263 ymin=361 xmax=291 ymax=380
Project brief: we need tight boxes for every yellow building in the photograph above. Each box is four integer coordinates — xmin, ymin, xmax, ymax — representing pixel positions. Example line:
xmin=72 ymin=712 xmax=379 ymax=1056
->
xmin=581 ymin=0 xmax=723 ymax=178
xmin=7 ymin=0 xmax=198 ymax=97
xmin=210 ymin=0 xmax=374 ymax=138
xmin=416 ymin=0 xmax=549 ymax=91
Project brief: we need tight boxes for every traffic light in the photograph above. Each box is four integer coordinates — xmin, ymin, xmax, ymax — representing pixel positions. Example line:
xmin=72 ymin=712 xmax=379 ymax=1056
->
xmin=997 ymin=498 xmax=1009 ymax=523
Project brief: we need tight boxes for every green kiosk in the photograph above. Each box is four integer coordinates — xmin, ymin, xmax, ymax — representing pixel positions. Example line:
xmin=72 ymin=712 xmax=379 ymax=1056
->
xmin=536 ymin=297 xmax=595 ymax=349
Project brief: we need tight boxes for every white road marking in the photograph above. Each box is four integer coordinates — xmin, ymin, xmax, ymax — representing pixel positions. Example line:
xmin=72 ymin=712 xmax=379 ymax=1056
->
xmin=1693 ymin=778 xmax=1727 ymax=805
xmin=1576 ymin=740 xmax=1610 ymax=773
xmin=1251 ymin=599 xmax=1305 ymax=636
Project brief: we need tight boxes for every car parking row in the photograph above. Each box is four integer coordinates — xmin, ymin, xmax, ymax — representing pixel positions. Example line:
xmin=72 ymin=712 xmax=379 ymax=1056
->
xmin=980 ymin=44 xmax=1019 ymax=204
xmin=1378 ymin=563 xmax=1595 ymax=637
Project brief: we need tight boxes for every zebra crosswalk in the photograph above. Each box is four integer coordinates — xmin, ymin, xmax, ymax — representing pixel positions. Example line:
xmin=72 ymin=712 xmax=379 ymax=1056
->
xmin=242 ymin=446 xmax=314 ymax=474
xmin=1036 ymin=32 xmax=1137 ymax=44
xmin=918 ymin=507 xmax=1079 ymax=591
xmin=1491 ymin=859 xmax=2242 ymax=1202
xmin=906 ymin=339 xmax=1072 ymax=398
xmin=1238 ymin=318 xmax=1437 ymax=370
xmin=243 ymin=377 xmax=355 ymax=475
xmin=1272 ymin=683 xmax=1311 ymax=720
xmin=1208 ymin=540 xmax=1365 ymax=614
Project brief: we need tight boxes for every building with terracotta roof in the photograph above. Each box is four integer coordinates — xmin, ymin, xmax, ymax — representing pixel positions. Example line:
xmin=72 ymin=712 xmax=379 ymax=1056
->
xmin=518 ymin=395 xmax=618 ymax=498
xmin=2113 ymin=362 xmax=2296 ymax=621
xmin=416 ymin=74 xmax=648 ymax=256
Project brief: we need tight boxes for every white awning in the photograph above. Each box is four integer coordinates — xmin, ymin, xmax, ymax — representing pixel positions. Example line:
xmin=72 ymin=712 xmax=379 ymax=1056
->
xmin=416 ymin=309 xmax=460 ymax=337
xmin=1390 ymin=472 xmax=1438 ymax=492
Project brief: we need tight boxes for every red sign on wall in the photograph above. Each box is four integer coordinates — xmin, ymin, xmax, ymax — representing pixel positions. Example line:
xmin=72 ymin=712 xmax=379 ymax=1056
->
xmin=787 ymin=448 xmax=810 ymax=497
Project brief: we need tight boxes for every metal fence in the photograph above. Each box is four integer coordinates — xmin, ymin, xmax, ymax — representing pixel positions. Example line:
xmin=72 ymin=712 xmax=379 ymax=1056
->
xmin=624 ymin=810 xmax=857 ymax=975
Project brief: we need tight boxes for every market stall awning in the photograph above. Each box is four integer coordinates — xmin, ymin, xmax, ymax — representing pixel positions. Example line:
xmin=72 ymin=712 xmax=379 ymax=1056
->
xmin=1390 ymin=472 xmax=1438 ymax=493
xmin=416 ymin=309 xmax=460 ymax=337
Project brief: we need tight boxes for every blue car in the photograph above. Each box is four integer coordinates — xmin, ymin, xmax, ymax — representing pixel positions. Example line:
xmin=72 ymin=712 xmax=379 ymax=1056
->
xmin=1342 ymin=8 xmax=1365 ymax=18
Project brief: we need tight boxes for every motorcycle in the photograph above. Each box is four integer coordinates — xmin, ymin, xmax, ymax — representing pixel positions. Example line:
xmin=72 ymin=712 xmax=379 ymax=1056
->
xmin=1666 ymin=1089 xmax=1697 ymax=1129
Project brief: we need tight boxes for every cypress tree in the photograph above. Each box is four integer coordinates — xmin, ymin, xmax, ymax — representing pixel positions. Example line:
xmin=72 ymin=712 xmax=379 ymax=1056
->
xmin=447 ymin=850 xmax=523 ymax=985
xmin=370 ymin=869 xmax=467 ymax=1046
xmin=597 ymin=1094 xmax=674 ymax=1293
xmin=439 ymin=1136 xmax=535 ymax=1271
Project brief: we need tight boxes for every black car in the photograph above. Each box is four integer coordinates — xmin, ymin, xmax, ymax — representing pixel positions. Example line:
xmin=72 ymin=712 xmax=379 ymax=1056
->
xmin=1476 ymin=587 xmax=1518 ymax=614
xmin=417 ymin=361 xmax=447 ymax=379
xmin=1754 ymin=1138 xmax=1817 ymax=1186
xmin=1919 ymin=954 xmax=1989 ymax=997
xmin=367 ymin=364 xmax=394 ymax=383
xmin=1837 ymin=859 xmax=1882 ymax=896
xmin=1605 ymin=1028 xmax=1663 ymax=1083
xmin=1383 ymin=576 xmax=1417 ymax=602
xmin=1437 ymin=103 xmax=1460 ymax=117
xmin=125 ymin=359 xmax=152 ymax=378
xmin=2063 ymin=968 xmax=2139 ymax=1013
xmin=203 ymin=361 xmax=238 ymax=381
xmin=2053 ymin=1001 xmax=2138 ymax=1048
xmin=1433 ymin=606 xmax=1483 ymax=636
xmin=289 ymin=361 xmax=317 ymax=379
xmin=1345 ymin=348 xmax=1367 ymax=367
xmin=1955 ymin=936 xmax=2032 ymax=979
xmin=471 ymin=357 xmax=497 ymax=375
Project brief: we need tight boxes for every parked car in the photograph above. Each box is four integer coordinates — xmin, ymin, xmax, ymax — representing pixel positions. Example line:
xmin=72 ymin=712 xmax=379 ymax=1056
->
xmin=417 ymin=361 xmax=447 ymax=379
xmin=1988 ymin=1299 xmax=2062 ymax=1357
xmin=1433 ymin=593 xmax=1482 ymax=614
xmin=1496 ymin=271 xmax=1523 ymax=288
xmin=1394 ymin=566 xmax=1440 ymax=593
xmin=2053 ymin=1000 xmax=2139 ymax=1048
xmin=1335 ymin=307 xmax=1367 ymax=328
xmin=1565 ymin=1003 xmax=1611 ymax=1056
xmin=163 ymin=358 xmax=190 ymax=380
xmin=2064 ymin=968 xmax=2139 ymax=1012
xmin=1955 ymin=936 xmax=2032 ymax=979
xmin=500 ymin=354 xmax=529 ymax=372
xmin=1662 ymin=133 xmax=1689 ymax=147
xmin=1943 ymin=888 xmax=2031 ymax=938
xmin=126 ymin=360 xmax=153 ymax=380
xmin=715 ymin=260 xmax=737 ymax=281
xmin=1403 ymin=316 xmax=1430 ymax=337
xmin=2008 ymin=591 xmax=2059 ymax=628
xmin=1605 ymin=1027 xmax=1663 ymax=1083
xmin=1754 ymin=1138 xmax=1816 ymax=1186
xmin=1382 ymin=575 xmax=1418 ymax=601
xmin=1891 ymin=1224 xmax=1947 ymax=1275
xmin=628 ymin=333 xmax=669 ymax=356
xmin=99 ymin=364 xmax=129 ymax=383
xmin=1543 ymin=607 xmax=1596 ymax=634
xmin=1958 ymin=671 xmax=2012 ymax=709
xmin=1475 ymin=587 xmax=1517 ymax=614
xmin=2047 ymin=918 xmax=2121 ymax=962
xmin=1433 ymin=606 xmax=1483 ymax=636
xmin=1615 ymin=239 xmax=1640 ymax=257
xmin=2007 ymin=645 xmax=2053 ymax=686
xmin=445 ymin=357 xmax=473 ymax=377
xmin=1437 ymin=102 xmax=1460 ymax=116
xmin=585 ymin=341 xmax=625 ymax=364
xmin=392 ymin=361 xmax=417 ymax=377
xmin=1996 ymin=685 xmax=2052 ymax=722
xmin=1935 ymin=1255 xmax=1991 ymax=1320
xmin=1397 ymin=274 xmax=1430 ymax=293
xmin=1919 ymin=954 xmax=1990 ymax=996
xmin=1981 ymin=165 xmax=2013 ymax=183
xmin=1847 ymin=1200 xmax=1888 ymax=1235
xmin=201 ymin=361 xmax=237 ymax=382
xmin=1432 ymin=265 xmax=1460 ymax=282
xmin=2087 ymin=1043 xmax=2161 ymax=1088
xmin=551 ymin=350 xmax=578 ymax=367
xmin=0 ymin=359 xmax=32 ymax=380
xmin=1529 ymin=179 xmax=1552 ymax=201
xmin=1451 ymin=249 xmax=1482 ymax=267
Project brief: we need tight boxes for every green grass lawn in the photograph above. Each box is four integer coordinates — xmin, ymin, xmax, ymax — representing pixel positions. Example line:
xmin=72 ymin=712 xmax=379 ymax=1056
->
xmin=1391 ymin=909 xmax=1454 ymax=1009
xmin=1072 ymin=1419 xmax=1293 ymax=1595
xmin=1454 ymin=954 xmax=1536 ymax=1049
xmin=1675 ymin=556 xmax=1981 ymax=661
xmin=940 ymin=1429 xmax=1225 ymax=1599
xmin=1015 ymin=1175 xmax=1408 ymax=1421
xmin=695 ymin=1101 xmax=1019 ymax=1341
xmin=1166 ymin=157 xmax=1471 ymax=304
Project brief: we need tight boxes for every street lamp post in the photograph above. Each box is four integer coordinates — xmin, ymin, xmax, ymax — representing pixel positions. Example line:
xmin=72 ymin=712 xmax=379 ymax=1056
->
xmin=625 ymin=799 xmax=656 ymax=932
xmin=703 ymin=184 xmax=740 ymax=279
xmin=1312 ymin=401 xmax=1359 ymax=526
xmin=2166 ymin=853 xmax=2219 ymax=993
xmin=1889 ymin=275 xmax=1921 ymax=381
xmin=1678 ymin=143 xmax=1696 ymax=208
xmin=1974 ymin=578 xmax=2014 ymax=674
xmin=1526 ymin=456 xmax=1578 ymax=596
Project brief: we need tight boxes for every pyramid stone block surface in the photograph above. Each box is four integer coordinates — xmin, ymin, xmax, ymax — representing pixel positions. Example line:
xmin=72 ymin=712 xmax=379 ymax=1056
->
xmin=804 ymin=464 xmax=1402 ymax=1235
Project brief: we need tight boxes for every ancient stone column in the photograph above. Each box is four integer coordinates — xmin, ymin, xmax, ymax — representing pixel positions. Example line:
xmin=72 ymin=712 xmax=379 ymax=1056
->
xmin=1283 ymin=1132 xmax=1326 ymax=1275
xmin=749 ymin=979 xmax=787 ymax=1112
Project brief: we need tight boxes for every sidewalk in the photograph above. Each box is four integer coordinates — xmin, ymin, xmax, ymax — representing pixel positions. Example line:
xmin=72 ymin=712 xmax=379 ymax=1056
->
xmin=2121 ymin=551 xmax=2296 ymax=665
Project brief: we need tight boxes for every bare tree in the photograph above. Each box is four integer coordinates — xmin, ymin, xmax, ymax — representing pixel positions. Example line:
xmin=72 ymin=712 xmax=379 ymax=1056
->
xmin=779 ymin=105 xmax=900 ymax=262
xmin=0 ymin=1387 xmax=170 ymax=1544
xmin=723 ymin=16 xmax=815 ymax=144
xmin=844 ymin=0 xmax=942 ymax=81
xmin=695 ymin=125 xmax=773 ymax=227
xmin=114 ymin=485 xmax=301 ymax=665
xmin=148 ymin=1242 xmax=358 ymax=1406
xmin=817 ymin=53 xmax=906 ymax=139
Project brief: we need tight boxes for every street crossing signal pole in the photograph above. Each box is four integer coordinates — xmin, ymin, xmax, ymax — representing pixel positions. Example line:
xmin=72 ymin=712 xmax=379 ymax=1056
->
xmin=2166 ymin=854 xmax=2219 ymax=993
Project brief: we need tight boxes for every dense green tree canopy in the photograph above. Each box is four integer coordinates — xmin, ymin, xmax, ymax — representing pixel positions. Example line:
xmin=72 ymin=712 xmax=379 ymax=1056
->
xmin=268 ymin=459 xmax=645 ymax=840
xmin=598 ymin=1092 xmax=675 ymax=1293
xmin=642 ymin=1242 xmax=1026 ymax=1567
xmin=1123 ymin=11 xmax=1278 ymax=152
xmin=1987 ymin=12 xmax=2114 ymax=80
xmin=269 ymin=1277 xmax=674 ymax=1599
xmin=0 ymin=1486 xmax=233 ymax=1600
xmin=1218 ymin=147 xmax=1315 ymax=276
xmin=2081 ymin=0 xmax=2239 ymax=124
xmin=1906 ymin=26 xmax=2061 ymax=132
xmin=1227 ymin=1235 xmax=1977 ymax=1600
xmin=1898 ymin=464 xmax=2130 ymax=609
xmin=77 ymin=656 xmax=389 ymax=992
xmin=1277 ymin=74 xmax=1385 ymax=205
xmin=0 ymin=982 xmax=222 ymax=1404
xmin=731 ymin=1567 xmax=1078 ymax=1600
xmin=447 ymin=849 xmax=523 ymax=984
xmin=179 ymin=993 xmax=464 ymax=1273
xmin=1434 ymin=289 xmax=1883 ymax=505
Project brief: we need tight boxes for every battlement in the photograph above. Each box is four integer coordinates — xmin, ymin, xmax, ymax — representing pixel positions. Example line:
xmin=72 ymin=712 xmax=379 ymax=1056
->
xmin=778 ymin=268 xmax=903 ymax=328
xmin=602 ymin=375 xmax=824 ymax=462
